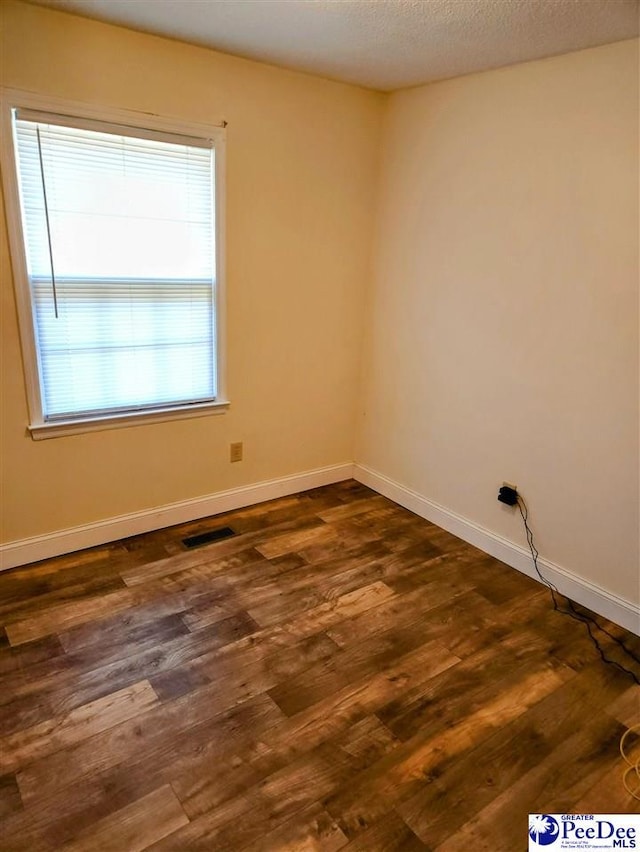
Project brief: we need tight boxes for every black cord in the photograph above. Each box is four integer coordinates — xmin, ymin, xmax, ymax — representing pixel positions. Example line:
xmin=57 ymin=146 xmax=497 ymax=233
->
xmin=517 ymin=495 xmax=640 ymax=686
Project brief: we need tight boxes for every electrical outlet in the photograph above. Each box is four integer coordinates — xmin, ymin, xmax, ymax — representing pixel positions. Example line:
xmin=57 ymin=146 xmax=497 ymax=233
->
xmin=230 ymin=442 xmax=243 ymax=463
xmin=502 ymin=481 xmax=517 ymax=492
xmin=498 ymin=482 xmax=518 ymax=506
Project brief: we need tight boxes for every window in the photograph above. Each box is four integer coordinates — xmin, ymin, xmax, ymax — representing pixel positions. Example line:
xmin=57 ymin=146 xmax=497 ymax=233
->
xmin=1 ymin=91 xmax=227 ymax=438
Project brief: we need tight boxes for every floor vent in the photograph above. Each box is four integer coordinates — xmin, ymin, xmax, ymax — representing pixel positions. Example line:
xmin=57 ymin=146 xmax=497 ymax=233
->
xmin=182 ymin=527 xmax=236 ymax=548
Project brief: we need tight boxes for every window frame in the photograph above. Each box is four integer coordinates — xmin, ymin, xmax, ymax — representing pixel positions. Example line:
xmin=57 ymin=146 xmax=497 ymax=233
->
xmin=1 ymin=89 xmax=228 ymax=440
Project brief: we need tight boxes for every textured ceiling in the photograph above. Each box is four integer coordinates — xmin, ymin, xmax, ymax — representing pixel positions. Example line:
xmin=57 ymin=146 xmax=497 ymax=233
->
xmin=28 ymin=0 xmax=640 ymax=91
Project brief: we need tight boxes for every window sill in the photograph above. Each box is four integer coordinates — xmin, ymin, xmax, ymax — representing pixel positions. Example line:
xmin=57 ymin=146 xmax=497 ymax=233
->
xmin=28 ymin=400 xmax=230 ymax=440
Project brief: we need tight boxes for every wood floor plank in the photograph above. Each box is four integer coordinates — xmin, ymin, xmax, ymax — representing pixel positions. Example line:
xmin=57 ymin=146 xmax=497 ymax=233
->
xmin=230 ymin=553 xmax=393 ymax=624
xmin=571 ymin=758 xmax=640 ymax=814
xmin=0 ymin=554 xmax=123 ymax=610
xmin=340 ymin=811 xmax=428 ymax=851
xmin=0 ymin=611 xmax=250 ymax=732
xmin=268 ymin=618 xmax=452 ymax=717
xmin=120 ymin=513 xmax=338 ymax=586
xmin=161 ymin=577 xmax=396 ymax=669
xmin=323 ymin=665 xmax=572 ymax=840
xmin=120 ymin=544 xmax=264 ymax=587
xmin=1 ymin=481 xmax=637 ymax=851
xmin=0 ymin=693 xmax=61 ymax=740
xmin=0 ymin=633 xmax=67 ymax=677
xmin=253 ymin=580 xmax=396 ymax=643
xmin=0 ymin=544 xmax=119 ymax=583
xmin=324 ymin=579 xmax=479 ymax=651
xmin=0 ymin=694 xmax=284 ymax=849
xmin=0 ymin=574 xmax=127 ymax=629
xmin=256 ymin=523 xmax=337 ymax=560
xmin=184 ymin=515 xmax=330 ymax=563
xmin=169 ymin=752 xmax=263 ymax=823
xmin=59 ymin=784 xmax=188 ymax=852
xmin=241 ymin=543 xmax=392 ymax=601
xmin=181 ymin=608 xmax=259 ymax=643
xmin=0 ymin=776 xmax=155 ymax=851
xmin=16 ymin=633 xmax=339 ymax=804
xmin=150 ymin=741 xmax=373 ymax=851
xmin=606 ymin=683 xmax=640 ymax=726
xmin=0 ymin=564 xmax=296 ymax=722
xmin=297 ymin=535 xmax=391 ymax=567
xmin=246 ymin=640 xmax=460 ymax=778
xmin=98 ymin=692 xmax=285 ymax=805
xmin=249 ymin=577 xmax=396 ymax=630
xmin=238 ymin=801 xmax=349 ymax=852
xmin=433 ymin=714 xmax=635 ymax=852
xmin=376 ymin=633 xmax=567 ymax=743
xmin=396 ymin=663 xmax=626 ymax=847
xmin=337 ymin=714 xmax=401 ymax=765
xmin=57 ymin=610 xmax=190 ymax=657
xmin=5 ymin=583 xmax=156 ymax=646
xmin=316 ymin=495 xmax=391 ymax=523
xmin=1 ymin=680 xmax=159 ymax=775
xmin=0 ymin=773 xmax=22 ymax=819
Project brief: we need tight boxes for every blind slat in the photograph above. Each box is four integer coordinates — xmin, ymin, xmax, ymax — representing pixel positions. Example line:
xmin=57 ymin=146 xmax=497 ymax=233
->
xmin=13 ymin=111 xmax=217 ymax=420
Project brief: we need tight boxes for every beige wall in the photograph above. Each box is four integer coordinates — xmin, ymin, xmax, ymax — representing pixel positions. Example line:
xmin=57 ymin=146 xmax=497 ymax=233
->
xmin=358 ymin=40 xmax=640 ymax=604
xmin=1 ymin=3 xmax=638 ymax=611
xmin=0 ymin=1 xmax=382 ymax=541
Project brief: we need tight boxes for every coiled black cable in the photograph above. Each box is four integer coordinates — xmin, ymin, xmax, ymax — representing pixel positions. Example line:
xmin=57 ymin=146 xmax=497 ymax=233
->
xmin=517 ymin=495 xmax=640 ymax=686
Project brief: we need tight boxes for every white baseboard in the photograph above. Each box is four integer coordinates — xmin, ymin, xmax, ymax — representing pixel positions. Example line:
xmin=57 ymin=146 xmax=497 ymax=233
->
xmin=0 ymin=462 xmax=354 ymax=571
xmin=4 ymin=459 xmax=638 ymax=637
xmin=354 ymin=463 xmax=640 ymax=636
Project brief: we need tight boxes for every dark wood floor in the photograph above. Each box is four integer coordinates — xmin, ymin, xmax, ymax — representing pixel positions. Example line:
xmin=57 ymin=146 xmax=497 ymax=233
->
xmin=1 ymin=480 xmax=639 ymax=851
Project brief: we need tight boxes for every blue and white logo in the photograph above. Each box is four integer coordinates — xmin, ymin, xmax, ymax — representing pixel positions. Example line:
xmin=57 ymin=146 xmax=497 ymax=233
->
xmin=528 ymin=814 xmax=639 ymax=850
xmin=529 ymin=815 xmax=560 ymax=846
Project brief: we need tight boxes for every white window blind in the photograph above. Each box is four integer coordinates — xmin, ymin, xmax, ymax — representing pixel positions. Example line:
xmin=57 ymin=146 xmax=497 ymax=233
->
xmin=12 ymin=110 xmax=217 ymax=421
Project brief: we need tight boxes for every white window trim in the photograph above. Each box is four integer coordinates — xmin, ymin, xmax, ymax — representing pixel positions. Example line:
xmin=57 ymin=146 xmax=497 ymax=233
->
xmin=0 ymin=88 xmax=229 ymax=439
